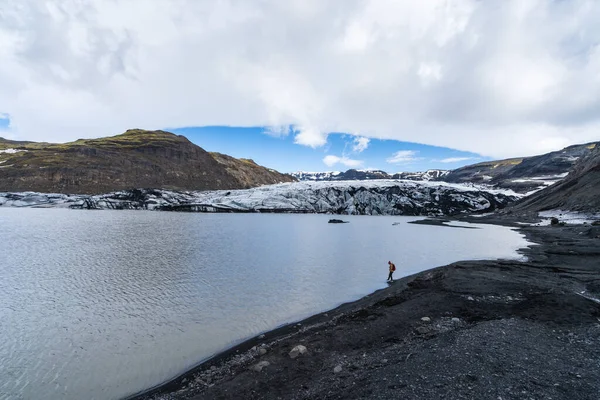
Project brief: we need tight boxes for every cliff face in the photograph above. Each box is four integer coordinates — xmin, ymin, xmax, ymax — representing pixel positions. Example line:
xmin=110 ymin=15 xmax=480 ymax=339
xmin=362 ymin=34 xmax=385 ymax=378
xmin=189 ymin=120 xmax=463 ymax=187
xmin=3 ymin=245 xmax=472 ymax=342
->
xmin=0 ymin=129 xmax=294 ymax=194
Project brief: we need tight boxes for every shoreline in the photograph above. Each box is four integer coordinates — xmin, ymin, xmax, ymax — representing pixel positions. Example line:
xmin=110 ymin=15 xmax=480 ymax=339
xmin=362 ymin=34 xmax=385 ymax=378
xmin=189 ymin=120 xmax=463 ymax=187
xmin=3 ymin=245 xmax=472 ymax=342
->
xmin=131 ymin=214 xmax=600 ymax=400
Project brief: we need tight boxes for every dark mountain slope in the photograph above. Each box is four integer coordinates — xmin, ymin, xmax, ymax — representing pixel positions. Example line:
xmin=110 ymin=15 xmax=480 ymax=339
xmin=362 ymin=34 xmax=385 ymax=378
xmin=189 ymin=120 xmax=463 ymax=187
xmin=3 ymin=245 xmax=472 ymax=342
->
xmin=0 ymin=129 xmax=294 ymax=194
xmin=441 ymin=143 xmax=598 ymax=192
xmin=511 ymin=144 xmax=600 ymax=213
xmin=209 ymin=152 xmax=295 ymax=188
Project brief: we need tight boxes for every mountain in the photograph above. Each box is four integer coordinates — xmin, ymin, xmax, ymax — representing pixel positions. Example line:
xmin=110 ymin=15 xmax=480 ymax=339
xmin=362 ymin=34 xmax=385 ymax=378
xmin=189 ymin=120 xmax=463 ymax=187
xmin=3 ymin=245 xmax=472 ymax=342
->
xmin=289 ymin=171 xmax=343 ymax=181
xmin=291 ymin=169 xmax=449 ymax=182
xmin=0 ymin=181 xmax=521 ymax=216
xmin=440 ymin=142 xmax=598 ymax=193
xmin=0 ymin=129 xmax=294 ymax=194
xmin=393 ymin=169 xmax=449 ymax=181
xmin=510 ymin=144 xmax=600 ymax=213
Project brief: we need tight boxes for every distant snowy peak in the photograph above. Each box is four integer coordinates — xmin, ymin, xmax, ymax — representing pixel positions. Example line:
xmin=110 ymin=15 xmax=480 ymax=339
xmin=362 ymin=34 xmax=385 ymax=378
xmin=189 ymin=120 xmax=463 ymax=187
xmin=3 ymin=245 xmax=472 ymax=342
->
xmin=290 ymin=171 xmax=342 ymax=181
xmin=291 ymin=169 xmax=449 ymax=182
xmin=392 ymin=170 xmax=450 ymax=181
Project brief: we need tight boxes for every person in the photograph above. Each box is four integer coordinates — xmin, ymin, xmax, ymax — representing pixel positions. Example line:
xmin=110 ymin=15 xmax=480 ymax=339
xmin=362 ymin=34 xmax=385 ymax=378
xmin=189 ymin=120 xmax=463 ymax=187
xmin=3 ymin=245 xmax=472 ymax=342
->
xmin=387 ymin=261 xmax=396 ymax=282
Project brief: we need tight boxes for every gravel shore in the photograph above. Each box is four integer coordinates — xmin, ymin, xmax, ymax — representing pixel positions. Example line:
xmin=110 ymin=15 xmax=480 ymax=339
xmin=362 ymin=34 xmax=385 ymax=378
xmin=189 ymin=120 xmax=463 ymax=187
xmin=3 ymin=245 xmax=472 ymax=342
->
xmin=134 ymin=217 xmax=600 ymax=400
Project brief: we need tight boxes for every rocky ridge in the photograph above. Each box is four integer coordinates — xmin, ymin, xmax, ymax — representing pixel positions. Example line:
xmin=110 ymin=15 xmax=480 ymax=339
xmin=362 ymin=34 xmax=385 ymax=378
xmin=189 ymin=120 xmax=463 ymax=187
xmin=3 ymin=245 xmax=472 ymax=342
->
xmin=442 ymin=142 xmax=598 ymax=193
xmin=0 ymin=130 xmax=295 ymax=194
xmin=510 ymin=143 xmax=600 ymax=214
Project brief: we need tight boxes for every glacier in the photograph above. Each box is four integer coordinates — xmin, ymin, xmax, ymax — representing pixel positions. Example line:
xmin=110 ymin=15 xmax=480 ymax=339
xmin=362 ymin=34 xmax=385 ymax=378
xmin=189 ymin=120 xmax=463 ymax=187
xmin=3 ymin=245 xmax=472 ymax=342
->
xmin=0 ymin=180 xmax=522 ymax=216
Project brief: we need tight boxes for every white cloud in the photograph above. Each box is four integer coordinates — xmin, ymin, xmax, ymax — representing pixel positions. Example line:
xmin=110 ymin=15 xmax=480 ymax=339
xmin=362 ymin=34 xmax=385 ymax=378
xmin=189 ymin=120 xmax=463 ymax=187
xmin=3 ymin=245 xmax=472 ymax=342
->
xmin=1 ymin=1 xmax=600 ymax=158
xmin=439 ymin=157 xmax=476 ymax=163
xmin=323 ymin=155 xmax=363 ymax=168
xmin=293 ymin=126 xmax=328 ymax=148
xmin=387 ymin=150 xmax=419 ymax=164
xmin=263 ymin=125 xmax=291 ymax=137
xmin=352 ymin=136 xmax=370 ymax=153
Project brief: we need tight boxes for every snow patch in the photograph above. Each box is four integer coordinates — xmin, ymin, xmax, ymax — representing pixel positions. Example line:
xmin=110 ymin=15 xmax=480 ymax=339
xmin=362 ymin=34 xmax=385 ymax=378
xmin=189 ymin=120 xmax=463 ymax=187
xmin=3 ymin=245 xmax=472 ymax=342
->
xmin=0 ymin=148 xmax=27 ymax=154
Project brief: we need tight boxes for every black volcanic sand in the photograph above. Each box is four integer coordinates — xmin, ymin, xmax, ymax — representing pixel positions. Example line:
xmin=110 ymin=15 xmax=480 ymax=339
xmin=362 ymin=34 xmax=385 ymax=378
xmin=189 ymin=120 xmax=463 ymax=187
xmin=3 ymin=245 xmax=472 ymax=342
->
xmin=135 ymin=216 xmax=600 ymax=400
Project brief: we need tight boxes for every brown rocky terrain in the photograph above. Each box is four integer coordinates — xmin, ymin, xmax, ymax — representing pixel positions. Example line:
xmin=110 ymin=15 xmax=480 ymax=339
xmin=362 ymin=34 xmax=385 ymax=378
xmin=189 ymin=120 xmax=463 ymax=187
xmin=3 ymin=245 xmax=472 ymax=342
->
xmin=0 ymin=129 xmax=295 ymax=194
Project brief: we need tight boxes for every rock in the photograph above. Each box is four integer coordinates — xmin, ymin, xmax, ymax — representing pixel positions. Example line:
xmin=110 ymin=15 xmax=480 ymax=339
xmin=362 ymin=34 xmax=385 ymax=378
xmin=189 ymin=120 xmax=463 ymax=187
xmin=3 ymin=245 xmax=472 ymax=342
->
xmin=210 ymin=366 xmax=217 ymax=371
xmin=451 ymin=317 xmax=460 ymax=323
xmin=334 ymin=365 xmax=343 ymax=373
xmin=328 ymin=219 xmax=348 ymax=224
xmin=467 ymin=296 xmax=475 ymax=301
xmin=259 ymin=348 xmax=267 ymax=356
xmin=592 ymin=220 xmax=600 ymax=226
xmin=415 ymin=326 xmax=431 ymax=335
xmin=421 ymin=317 xmax=431 ymax=322
xmin=258 ymin=334 xmax=265 ymax=339
xmin=289 ymin=345 xmax=308 ymax=359
xmin=249 ymin=361 xmax=270 ymax=372
xmin=551 ymin=217 xmax=559 ymax=225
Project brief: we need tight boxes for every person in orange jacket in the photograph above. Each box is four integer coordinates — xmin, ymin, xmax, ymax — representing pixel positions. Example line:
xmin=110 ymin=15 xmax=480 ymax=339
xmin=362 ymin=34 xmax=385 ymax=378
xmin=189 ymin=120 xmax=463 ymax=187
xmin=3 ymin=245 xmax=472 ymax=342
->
xmin=387 ymin=261 xmax=396 ymax=282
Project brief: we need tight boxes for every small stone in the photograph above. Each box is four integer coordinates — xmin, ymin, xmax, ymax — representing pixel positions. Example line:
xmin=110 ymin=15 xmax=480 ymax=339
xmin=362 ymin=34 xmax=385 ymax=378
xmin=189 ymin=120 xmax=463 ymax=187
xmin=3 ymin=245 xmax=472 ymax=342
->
xmin=210 ymin=366 xmax=217 ymax=371
xmin=382 ymin=359 xmax=388 ymax=363
xmin=467 ymin=296 xmax=474 ymax=301
xmin=289 ymin=345 xmax=308 ymax=359
xmin=249 ymin=361 xmax=270 ymax=372
xmin=259 ymin=348 xmax=267 ymax=356
xmin=421 ymin=317 xmax=431 ymax=322
xmin=451 ymin=317 xmax=460 ymax=323
xmin=334 ymin=365 xmax=343 ymax=373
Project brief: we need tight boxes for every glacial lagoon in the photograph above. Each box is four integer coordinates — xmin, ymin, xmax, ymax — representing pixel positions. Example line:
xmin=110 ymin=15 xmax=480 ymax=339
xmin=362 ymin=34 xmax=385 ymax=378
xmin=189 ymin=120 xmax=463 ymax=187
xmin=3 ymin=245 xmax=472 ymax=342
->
xmin=0 ymin=209 xmax=530 ymax=399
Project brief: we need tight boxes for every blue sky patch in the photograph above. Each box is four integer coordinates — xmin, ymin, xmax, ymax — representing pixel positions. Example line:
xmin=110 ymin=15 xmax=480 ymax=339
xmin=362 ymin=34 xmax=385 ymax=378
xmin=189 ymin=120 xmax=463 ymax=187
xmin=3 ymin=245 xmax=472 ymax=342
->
xmin=0 ymin=114 xmax=10 ymax=130
xmin=172 ymin=126 xmax=488 ymax=174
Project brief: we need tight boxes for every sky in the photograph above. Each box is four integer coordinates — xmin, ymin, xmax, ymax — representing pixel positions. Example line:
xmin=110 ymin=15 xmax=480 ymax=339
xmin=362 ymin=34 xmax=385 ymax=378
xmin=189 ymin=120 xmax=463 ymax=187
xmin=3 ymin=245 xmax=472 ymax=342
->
xmin=174 ymin=126 xmax=484 ymax=173
xmin=1 ymin=1 xmax=600 ymax=172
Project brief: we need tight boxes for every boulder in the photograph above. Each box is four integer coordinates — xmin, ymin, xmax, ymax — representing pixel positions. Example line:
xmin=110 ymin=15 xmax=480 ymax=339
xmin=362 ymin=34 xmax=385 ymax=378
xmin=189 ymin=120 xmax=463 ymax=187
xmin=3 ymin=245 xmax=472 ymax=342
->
xmin=249 ymin=361 xmax=270 ymax=372
xmin=328 ymin=219 xmax=349 ymax=224
xmin=289 ymin=345 xmax=308 ymax=359
xmin=415 ymin=326 xmax=431 ymax=335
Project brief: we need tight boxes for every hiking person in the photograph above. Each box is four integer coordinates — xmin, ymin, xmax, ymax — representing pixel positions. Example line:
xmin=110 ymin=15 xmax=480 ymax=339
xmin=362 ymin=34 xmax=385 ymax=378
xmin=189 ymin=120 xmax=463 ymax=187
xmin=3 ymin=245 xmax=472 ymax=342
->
xmin=387 ymin=261 xmax=396 ymax=282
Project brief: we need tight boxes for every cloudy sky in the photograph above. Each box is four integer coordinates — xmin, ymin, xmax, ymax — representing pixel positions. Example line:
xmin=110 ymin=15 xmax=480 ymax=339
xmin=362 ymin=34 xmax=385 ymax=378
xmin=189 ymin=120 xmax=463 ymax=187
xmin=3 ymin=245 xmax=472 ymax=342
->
xmin=1 ymin=0 xmax=599 ymax=172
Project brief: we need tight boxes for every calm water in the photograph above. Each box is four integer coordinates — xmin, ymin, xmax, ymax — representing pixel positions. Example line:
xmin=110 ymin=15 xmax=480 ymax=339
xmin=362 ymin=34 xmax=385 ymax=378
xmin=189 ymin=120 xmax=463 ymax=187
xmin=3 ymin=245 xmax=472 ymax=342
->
xmin=0 ymin=209 xmax=529 ymax=400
